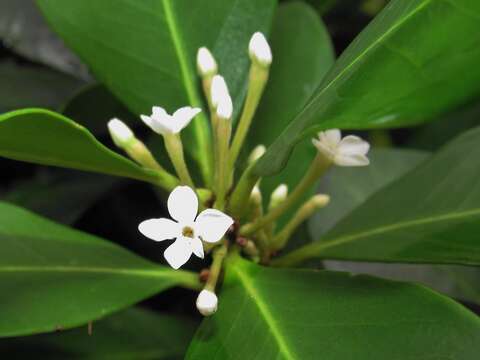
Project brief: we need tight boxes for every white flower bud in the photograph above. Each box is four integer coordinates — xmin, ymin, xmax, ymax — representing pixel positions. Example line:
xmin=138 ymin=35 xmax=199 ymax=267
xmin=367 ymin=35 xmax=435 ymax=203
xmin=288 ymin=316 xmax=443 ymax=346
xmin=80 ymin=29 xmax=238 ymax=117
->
xmin=250 ymin=184 xmax=262 ymax=204
xmin=108 ymin=118 xmax=134 ymax=148
xmin=197 ymin=47 xmax=217 ymax=76
xmin=216 ymin=94 xmax=233 ymax=120
xmin=269 ymin=184 xmax=288 ymax=210
xmin=248 ymin=32 xmax=272 ymax=67
xmin=311 ymin=194 xmax=330 ymax=208
xmin=248 ymin=145 xmax=266 ymax=164
xmin=210 ymin=75 xmax=230 ymax=109
xmin=196 ymin=289 xmax=218 ymax=316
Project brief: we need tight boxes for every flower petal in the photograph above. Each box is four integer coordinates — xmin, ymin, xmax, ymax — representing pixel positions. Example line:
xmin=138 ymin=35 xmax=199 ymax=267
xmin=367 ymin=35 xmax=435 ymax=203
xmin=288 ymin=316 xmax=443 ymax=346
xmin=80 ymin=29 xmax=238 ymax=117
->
xmin=312 ymin=137 xmax=334 ymax=159
xmin=194 ymin=209 xmax=233 ymax=243
xmin=338 ymin=135 xmax=370 ymax=156
xmin=140 ymin=114 xmax=153 ymax=128
xmin=138 ymin=218 xmax=181 ymax=242
xmin=190 ymin=237 xmax=204 ymax=259
xmin=334 ymin=153 xmax=370 ymax=167
xmin=172 ymin=106 xmax=201 ymax=133
xmin=168 ymin=186 xmax=198 ymax=224
xmin=319 ymin=129 xmax=341 ymax=148
xmin=163 ymin=237 xmax=193 ymax=269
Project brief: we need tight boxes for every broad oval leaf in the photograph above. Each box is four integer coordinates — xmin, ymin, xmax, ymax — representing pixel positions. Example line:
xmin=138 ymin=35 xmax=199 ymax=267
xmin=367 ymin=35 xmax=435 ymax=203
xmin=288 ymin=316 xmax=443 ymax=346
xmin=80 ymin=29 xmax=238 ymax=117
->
xmin=255 ymin=0 xmax=480 ymax=177
xmin=276 ymin=126 xmax=480 ymax=267
xmin=0 ymin=108 xmax=168 ymax=186
xmin=0 ymin=308 xmax=197 ymax=359
xmin=0 ymin=202 xmax=198 ymax=337
xmin=187 ymin=256 xmax=480 ymax=359
xmin=37 ymin=0 xmax=277 ymax=182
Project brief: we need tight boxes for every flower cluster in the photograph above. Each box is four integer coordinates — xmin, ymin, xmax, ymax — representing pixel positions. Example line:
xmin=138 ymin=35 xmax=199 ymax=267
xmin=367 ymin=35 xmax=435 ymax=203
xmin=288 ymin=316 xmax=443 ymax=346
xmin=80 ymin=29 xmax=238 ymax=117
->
xmin=107 ymin=31 xmax=370 ymax=316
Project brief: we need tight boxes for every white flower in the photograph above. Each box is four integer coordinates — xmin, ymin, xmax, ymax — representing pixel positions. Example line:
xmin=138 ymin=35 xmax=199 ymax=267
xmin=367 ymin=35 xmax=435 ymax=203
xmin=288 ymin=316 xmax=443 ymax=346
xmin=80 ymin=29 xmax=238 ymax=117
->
xmin=248 ymin=32 xmax=272 ymax=66
xmin=138 ymin=186 xmax=233 ymax=269
xmin=140 ymin=106 xmax=201 ymax=136
xmin=108 ymin=118 xmax=134 ymax=147
xmin=197 ymin=47 xmax=217 ymax=76
xmin=312 ymin=129 xmax=370 ymax=166
xmin=210 ymin=75 xmax=230 ymax=109
xmin=196 ymin=289 xmax=218 ymax=316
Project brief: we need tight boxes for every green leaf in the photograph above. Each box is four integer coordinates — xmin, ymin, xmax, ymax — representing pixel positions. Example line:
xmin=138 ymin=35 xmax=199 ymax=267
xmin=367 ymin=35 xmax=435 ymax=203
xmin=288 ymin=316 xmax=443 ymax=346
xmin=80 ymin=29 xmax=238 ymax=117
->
xmin=37 ymin=0 xmax=277 ymax=182
xmin=255 ymin=0 xmax=480 ymax=177
xmin=275 ymin=126 xmax=480 ymax=267
xmin=0 ymin=60 xmax=84 ymax=113
xmin=310 ymin=148 xmax=429 ymax=237
xmin=0 ymin=108 xmax=165 ymax=185
xmin=0 ymin=308 xmax=197 ymax=359
xmin=0 ymin=201 xmax=198 ymax=337
xmin=249 ymin=1 xmax=334 ymax=212
xmin=3 ymin=173 xmax=118 ymax=225
xmin=187 ymin=256 xmax=480 ymax=359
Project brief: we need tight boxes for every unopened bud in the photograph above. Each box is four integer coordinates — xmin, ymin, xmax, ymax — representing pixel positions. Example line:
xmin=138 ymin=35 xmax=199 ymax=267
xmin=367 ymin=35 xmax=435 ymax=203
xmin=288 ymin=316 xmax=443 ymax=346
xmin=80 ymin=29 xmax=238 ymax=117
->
xmin=248 ymin=145 xmax=266 ymax=165
xmin=249 ymin=32 xmax=272 ymax=67
xmin=311 ymin=194 xmax=330 ymax=208
xmin=216 ymin=95 xmax=233 ymax=120
xmin=108 ymin=118 xmax=134 ymax=148
xmin=250 ymin=184 xmax=262 ymax=204
xmin=197 ymin=47 xmax=217 ymax=76
xmin=196 ymin=289 xmax=218 ymax=316
xmin=211 ymin=75 xmax=230 ymax=109
xmin=269 ymin=184 xmax=288 ymax=210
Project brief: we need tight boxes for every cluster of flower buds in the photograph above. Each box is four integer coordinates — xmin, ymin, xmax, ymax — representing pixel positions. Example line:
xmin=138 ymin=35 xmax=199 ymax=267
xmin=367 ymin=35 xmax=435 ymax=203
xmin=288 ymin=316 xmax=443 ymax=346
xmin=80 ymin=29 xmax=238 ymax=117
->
xmin=106 ymin=31 xmax=370 ymax=316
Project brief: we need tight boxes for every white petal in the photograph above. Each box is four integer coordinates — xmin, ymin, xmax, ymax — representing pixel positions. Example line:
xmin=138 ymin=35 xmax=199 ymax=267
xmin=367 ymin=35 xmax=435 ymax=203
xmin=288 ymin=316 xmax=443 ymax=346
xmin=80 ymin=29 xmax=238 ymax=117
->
xmin=168 ymin=186 xmax=198 ymax=224
xmin=140 ymin=114 xmax=153 ymax=128
xmin=172 ymin=106 xmax=201 ymax=133
xmin=211 ymin=75 xmax=230 ymax=108
xmin=216 ymin=95 xmax=233 ymax=120
xmin=312 ymin=137 xmax=335 ymax=159
xmin=338 ymin=135 xmax=370 ymax=156
xmin=319 ymin=129 xmax=341 ymax=148
xmin=334 ymin=153 xmax=370 ymax=167
xmin=138 ymin=218 xmax=181 ymax=242
xmin=152 ymin=106 xmax=168 ymax=118
xmin=194 ymin=209 xmax=233 ymax=243
xmin=190 ymin=237 xmax=204 ymax=259
xmin=163 ymin=237 xmax=193 ymax=269
xmin=150 ymin=107 xmax=177 ymax=134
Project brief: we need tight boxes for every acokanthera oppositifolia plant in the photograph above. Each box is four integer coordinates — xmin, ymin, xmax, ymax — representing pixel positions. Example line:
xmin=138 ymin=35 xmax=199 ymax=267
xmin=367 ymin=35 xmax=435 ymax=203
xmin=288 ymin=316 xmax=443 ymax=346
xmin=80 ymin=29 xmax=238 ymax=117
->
xmin=0 ymin=0 xmax=480 ymax=358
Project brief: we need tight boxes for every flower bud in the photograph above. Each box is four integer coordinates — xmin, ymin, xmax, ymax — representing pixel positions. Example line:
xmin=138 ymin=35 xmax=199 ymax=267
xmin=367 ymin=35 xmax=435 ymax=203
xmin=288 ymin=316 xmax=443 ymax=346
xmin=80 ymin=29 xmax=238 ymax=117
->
xmin=311 ymin=194 xmax=330 ymax=208
xmin=248 ymin=32 xmax=272 ymax=67
xmin=196 ymin=289 xmax=218 ymax=316
xmin=269 ymin=184 xmax=288 ymax=210
xmin=197 ymin=47 xmax=217 ymax=76
xmin=211 ymin=75 xmax=230 ymax=109
xmin=108 ymin=118 xmax=134 ymax=148
xmin=216 ymin=95 xmax=233 ymax=120
xmin=248 ymin=145 xmax=266 ymax=165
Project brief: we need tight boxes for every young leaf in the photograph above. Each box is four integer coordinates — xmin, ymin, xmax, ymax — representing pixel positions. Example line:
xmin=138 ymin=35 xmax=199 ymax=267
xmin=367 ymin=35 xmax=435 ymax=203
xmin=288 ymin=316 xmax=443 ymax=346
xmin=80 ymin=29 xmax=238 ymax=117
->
xmin=248 ymin=1 xmax=335 ymax=216
xmin=0 ymin=308 xmax=197 ymax=359
xmin=275 ymin=126 xmax=480 ymax=267
xmin=0 ymin=108 xmax=166 ymax=185
xmin=255 ymin=0 xmax=480 ymax=178
xmin=0 ymin=202 xmax=199 ymax=337
xmin=187 ymin=256 xmax=480 ymax=359
xmin=37 ymin=0 xmax=277 ymax=182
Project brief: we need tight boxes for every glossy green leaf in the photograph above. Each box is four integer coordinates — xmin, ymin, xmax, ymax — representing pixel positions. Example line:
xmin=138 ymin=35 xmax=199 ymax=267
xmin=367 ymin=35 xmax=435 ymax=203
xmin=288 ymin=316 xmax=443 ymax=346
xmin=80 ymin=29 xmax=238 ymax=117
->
xmin=37 ymin=0 xmax=277 ymax=182
xmin=249 ymin=1 xmax=334 ymax=213
xmin=0 ymin=201 xmax=198 ymax=337
xmin=0 ymin=60 xmax=83 ymax=112
xmin=0 ymin=108 xmax=165 ymax=185
xmin=3 ymin=173 xmax=118 ymax=224
xmin=0 ymin=308 xmax=197 ymax=359
xmin=187 ymin=256 xmax=480 ymax=359
xmin=276 ymin=126 xmax=480 ymax=267
xmin=255 ymin=0 xmax=480 ymax=177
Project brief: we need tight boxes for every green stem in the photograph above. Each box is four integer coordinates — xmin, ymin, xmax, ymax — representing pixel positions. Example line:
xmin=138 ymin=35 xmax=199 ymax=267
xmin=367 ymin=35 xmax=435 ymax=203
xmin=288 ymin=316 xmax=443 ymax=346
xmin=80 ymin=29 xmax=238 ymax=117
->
xmin=205 ymin=242 xmax=228 ymax=292
xmin=164 ymin=133 xmax=195 ymax=188
xmin=270 ymin=242 xmax=318 ymax=267
xmin=240 ymin=154 xmax=331 ymax=236
xmin=228 ymin=164 xmax=260 ymax=219
xmin=214 ymin=118 xmax=232 ymax=210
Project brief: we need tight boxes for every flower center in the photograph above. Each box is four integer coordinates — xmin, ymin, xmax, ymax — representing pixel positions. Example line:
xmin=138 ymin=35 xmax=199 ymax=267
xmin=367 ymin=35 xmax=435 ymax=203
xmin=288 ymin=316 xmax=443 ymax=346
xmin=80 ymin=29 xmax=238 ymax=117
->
xmin=182 ymin=226 xmax=195 ymax=238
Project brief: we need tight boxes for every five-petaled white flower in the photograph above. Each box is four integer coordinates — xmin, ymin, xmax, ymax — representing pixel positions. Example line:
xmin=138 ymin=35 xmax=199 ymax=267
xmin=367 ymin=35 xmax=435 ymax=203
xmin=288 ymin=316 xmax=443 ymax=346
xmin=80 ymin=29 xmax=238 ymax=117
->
xmin=138 ymin=186 xmax=233 ymax=269
xmin=140 ymin=106 xmax=201 ymax=136
xmin=312 ymin=129 xmax=370 ymax=166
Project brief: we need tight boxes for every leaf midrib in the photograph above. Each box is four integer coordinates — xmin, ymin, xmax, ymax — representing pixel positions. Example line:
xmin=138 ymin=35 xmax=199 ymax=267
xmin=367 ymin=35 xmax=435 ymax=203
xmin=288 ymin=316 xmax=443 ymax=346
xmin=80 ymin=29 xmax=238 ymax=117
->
xmin=232 ymin=265 xmax=297 ymax=360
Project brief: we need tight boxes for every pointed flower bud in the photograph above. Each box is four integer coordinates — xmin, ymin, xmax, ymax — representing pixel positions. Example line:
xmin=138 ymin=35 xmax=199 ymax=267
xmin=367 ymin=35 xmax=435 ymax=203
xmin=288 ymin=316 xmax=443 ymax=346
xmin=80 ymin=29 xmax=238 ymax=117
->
xmin=197 ymin=47 xmax=218 ymax=77
xmin=248 ymin=145 xmax=266 ymax=165
xmin=196 ymin=289 xmax=218 ymax=316
xmin=269 ymin=184 xmax=288 ymax=210
xmin=108 ymin=118 xmax=134 ymax=148
xmin=250 ymin=184 xmax=262 ymax=204
xmin=216 ymin=94 xmax=233 ymax=120
xmin=249 ymin=32 xmax=272 ymax=67
xmin=210 ymin=75 xmax=230 ymax=110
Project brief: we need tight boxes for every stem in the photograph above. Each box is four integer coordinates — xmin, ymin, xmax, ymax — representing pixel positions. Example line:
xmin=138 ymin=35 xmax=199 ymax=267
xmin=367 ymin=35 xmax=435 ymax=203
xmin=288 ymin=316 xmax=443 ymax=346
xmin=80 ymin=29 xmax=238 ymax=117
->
xmin=228 ymin=163 xmax=260 ymax=219
xmin=205 ymin=242 xmax=228 ymax=292
xmin=227 ymin=65 xmax=269 ymax=178
xmin=240 ymin=154 xmax=331 ymax=236
xmin=270 ymin=242 xmax=318 ymax=267
xmin=214 ymin=118 xmax=232 ymax=210
xmin=164 ymin=133 xmax=195 ymax=187
xmin=177 ymin=269 xmax=203 ymax=290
